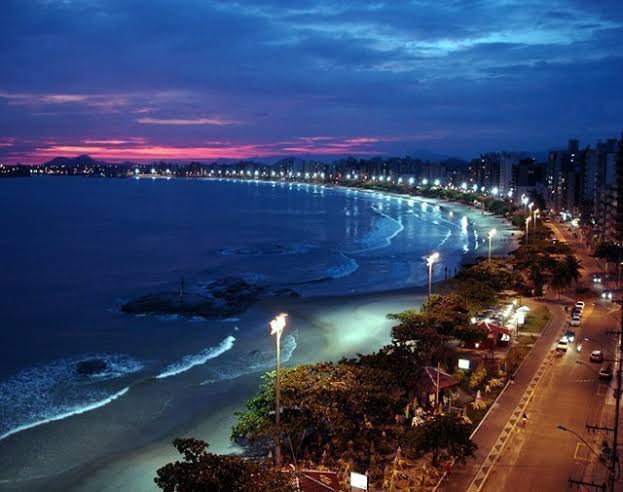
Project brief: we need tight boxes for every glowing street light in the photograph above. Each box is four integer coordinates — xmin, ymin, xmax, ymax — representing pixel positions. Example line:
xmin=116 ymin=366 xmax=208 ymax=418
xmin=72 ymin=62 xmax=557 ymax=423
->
xmin=422 ymin=178 xmax=429 ymax=186
xmin=269 ymin=313 xmax=288 ymax=467
xmin=525 ymin=216 xmax=532 ymax=242
xmin=434 ymin=178 xmax=440 ymax=186
xmin=426 ymin=252 xmax=440 ymax=301
xmin=488 ymin=228 xmax=497 ymax=260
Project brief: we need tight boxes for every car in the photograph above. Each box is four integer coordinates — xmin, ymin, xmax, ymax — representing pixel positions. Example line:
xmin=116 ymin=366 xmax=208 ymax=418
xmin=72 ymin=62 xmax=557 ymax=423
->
xmin=593 ymin=275 xmax=602 ymax=284
xmin=602 ymin=290 xmax=613 ymax=300
xmin=575 ymin=301 xmax=585 ymax=309
xmin=561 ymin=330 xmax=576 ymax=343
xmin=571 ymin=307 xmax=582 ymax=317
xmin=556 ymin=340 xmax=569 ymax=353
xmin=599 ymin=364 xmax=613 ymax=380
xmin=570 ymin=317 xmax=581 ymax=327
xmin=590 ymin=350 xmax=604 ymax=363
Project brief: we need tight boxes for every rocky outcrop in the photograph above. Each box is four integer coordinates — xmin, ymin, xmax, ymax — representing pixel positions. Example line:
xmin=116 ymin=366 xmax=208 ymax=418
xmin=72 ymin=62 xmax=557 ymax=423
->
xmin=76 ymin=358 xmax=108 ymax=376
xmin=121 ymin=277 xmax=264 ymax=319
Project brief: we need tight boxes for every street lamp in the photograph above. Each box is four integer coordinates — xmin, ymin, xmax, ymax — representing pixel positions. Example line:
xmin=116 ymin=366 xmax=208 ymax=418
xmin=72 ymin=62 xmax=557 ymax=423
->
xmin=269 ymin=313 xmax=288 ymax=467
xmin=557 ymin=425 xmax=607 ymax=463
xmin=525 ymin=216 xmax=531 ymax=243
xmin=488 ymin=228 xmax=497 ymax=261
xmin=426 ymin=252 xmax=440 ymax=301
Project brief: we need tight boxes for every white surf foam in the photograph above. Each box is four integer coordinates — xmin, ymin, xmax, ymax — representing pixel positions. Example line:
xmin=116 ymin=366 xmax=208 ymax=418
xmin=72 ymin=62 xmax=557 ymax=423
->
xmin=199 ymin=333 xmax=297 ymax=386
xmin=349 ymin=204 xmax=404 ymax=253
xmin=0 ymin=386 xmax=129 ymax=442
xmin=156 ymin=335 xmax=236 ymax=379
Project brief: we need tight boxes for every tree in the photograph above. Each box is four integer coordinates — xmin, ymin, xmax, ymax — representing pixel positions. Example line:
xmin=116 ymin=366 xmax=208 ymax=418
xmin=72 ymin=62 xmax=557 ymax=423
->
xmin=401 ymin=414 xmax=476 ymax=467
xmin=593 ymin=242 xmax=623 ymax=272
xmin=562 ymin=254 xmax=582 ymax=291
xmin=232 ymin=362 xmax=401 ymax=458
xmin=550 ymin=262 xmax=572 ymax=298
xmin=154 ymin=438 xmax=294 ymax=492
xmin=456 ymin=260 xmax=513 ymax=292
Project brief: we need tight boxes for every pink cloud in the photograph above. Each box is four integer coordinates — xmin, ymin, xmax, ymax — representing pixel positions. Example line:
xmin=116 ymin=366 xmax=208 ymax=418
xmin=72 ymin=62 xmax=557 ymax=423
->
xmin=137 ymin=117 xmax=241 ymax=126
xmin=4 ymin=133 xmax=434 ymax=163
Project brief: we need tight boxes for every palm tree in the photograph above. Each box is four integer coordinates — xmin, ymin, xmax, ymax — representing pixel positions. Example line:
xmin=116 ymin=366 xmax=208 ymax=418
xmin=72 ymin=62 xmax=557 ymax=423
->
xmin=550 ymin=263 xmax=572 ymax=299
xmin=562 ymin=255 xmax=582 ymax=294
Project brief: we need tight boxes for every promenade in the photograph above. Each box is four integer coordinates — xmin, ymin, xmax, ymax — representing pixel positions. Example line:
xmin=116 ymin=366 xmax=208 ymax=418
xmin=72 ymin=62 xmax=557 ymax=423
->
xmin=440 ymin=222 xmax=622 ymax=491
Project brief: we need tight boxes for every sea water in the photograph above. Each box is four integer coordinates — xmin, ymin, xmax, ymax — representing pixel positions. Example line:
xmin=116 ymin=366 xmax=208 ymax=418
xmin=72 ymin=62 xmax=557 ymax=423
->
xmin=0 ymin=177 xmax=514 ymax=484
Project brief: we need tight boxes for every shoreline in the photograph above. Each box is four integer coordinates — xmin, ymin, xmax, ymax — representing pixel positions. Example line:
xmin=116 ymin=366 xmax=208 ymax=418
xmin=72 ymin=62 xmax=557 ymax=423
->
xmin=0 ymin=179 xmax=520 ymax=492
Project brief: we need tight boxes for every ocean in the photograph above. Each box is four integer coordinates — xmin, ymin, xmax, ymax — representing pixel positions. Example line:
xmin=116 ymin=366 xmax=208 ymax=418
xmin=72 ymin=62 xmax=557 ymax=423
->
xmin=0 ymin=176 xmax=516 ymax=488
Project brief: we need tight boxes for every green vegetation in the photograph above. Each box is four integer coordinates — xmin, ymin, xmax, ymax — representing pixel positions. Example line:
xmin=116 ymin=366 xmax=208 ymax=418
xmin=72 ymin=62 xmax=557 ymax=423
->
xmin=593 ymin=242 xmax=623 ymax=272
xmin=155 ymin=438 xmax=294 ymax=492
xmin=519 ymin=305 xmax=551 ymax=334
xmin=401 ymin=414 xmax=476 ymax=467
xmin=232 ymin=362 xmax=402 ymax=457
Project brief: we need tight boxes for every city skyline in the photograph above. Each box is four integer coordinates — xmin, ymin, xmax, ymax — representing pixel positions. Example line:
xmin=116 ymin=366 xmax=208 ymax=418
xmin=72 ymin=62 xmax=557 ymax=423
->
xmin=1 ymin=0 xmax=623 ymax=163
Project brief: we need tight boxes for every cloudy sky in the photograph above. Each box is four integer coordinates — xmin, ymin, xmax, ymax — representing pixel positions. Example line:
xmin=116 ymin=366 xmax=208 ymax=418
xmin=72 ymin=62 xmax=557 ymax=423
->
xmin=1 ymin=0 xmax=622 ymax=163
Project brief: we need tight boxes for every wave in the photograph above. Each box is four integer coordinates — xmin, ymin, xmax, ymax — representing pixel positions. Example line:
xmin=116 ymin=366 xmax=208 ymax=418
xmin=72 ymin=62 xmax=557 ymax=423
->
xmin=200 ymin=333 xmax=297 ymax=386
xmin=156 ymin=335 xmax=236 ymax=379
xmin=0 ymin=387 xmax=129 ymax=442
xmin=348 ymin=204 xmax=404 ymax=254
xmin=326 ymin=252 xmax=359 ymax=279
xmin=219 ymin=242 xmax=314 ymax=257
xmin=0 ymin=353 xmax=140 ymax=442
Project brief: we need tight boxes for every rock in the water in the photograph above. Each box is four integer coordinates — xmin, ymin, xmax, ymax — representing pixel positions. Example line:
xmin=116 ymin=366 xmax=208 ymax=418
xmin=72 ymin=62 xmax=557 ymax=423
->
xmin=76 ymin=358 xmax=108 ymax=376
xmin=272 ymin=288 xmax=301 ymax=298
xmin=121 ymin=276 xmax=264 ymax=319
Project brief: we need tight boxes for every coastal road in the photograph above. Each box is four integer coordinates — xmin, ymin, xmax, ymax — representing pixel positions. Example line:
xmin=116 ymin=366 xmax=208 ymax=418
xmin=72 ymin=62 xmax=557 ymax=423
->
xmin=479 ymin=223 xmax=622 ymax=491
xmin=438 ymin=299 xmax=567 ymax=492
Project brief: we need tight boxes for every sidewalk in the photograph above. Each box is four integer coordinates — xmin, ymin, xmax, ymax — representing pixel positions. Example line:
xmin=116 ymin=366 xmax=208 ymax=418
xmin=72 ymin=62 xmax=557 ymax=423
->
xmin=438 ymin=299 xmax=566 ymax=492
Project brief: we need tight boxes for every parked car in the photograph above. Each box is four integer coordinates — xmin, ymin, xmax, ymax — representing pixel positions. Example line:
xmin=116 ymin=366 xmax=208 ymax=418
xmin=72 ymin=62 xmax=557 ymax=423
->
xmin=571 ymin=307 xmax=582 ymax=317
xmin=561 ymin=330 xmax=576 ymax=343
xmin=599 ymin=364 xmax=613 ymax=380
xmin=602 ymin=290 xmax=613 ymax=300
xmin=575 ymin=301 xmax=585 ymax=311
xmin=590 ymin=350 xmax=604 ymax=363
xmin=556 ymin=340 xmax=569 ymax=353
xmin=592 ymin=275 xmax=602 ymax=283
xmin=570 ymin=316 xmax=581 ymax=327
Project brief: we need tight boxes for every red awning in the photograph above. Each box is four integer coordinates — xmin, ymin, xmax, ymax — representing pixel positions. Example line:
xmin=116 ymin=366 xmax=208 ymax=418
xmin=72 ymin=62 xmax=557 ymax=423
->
xmin=417 ymin=366 xmax=459 ymax=393
xmin=478 ymin=320 xmax=512 ymax=337
xmin=298 ymin=470 xmax=341 ymax=492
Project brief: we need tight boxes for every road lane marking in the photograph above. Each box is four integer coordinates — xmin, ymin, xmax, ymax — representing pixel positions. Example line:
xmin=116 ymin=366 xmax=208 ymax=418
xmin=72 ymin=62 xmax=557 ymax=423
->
xmin=573 ymin=442 xmax=591 ymax=461
xmin=467 ymin=350 xmax=555 ymax=492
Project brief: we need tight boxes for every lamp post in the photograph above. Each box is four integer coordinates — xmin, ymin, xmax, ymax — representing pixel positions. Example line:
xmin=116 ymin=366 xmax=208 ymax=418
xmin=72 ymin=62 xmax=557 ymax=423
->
xmin=557 ymin=425 xmax=606 ymax=463
xmin=269 ymin=313 xmax=288 ymax=467
xmin=488 ymin=228 xmax=496 ymax=261
xmin=426 ymin=252 xmax=440 ymax=301
xmin=525 ymin=216 xmax=531 ymax=243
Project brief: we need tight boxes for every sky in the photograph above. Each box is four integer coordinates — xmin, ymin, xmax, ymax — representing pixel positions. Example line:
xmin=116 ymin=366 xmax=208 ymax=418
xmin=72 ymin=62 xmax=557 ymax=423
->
xmin=0 ymin=0 xmax=622 ymax=163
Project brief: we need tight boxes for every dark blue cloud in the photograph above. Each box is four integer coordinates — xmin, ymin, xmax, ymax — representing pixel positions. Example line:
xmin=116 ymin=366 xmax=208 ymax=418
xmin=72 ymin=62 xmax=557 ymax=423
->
xmin=0 ymin=0 xmax=621 ymax=162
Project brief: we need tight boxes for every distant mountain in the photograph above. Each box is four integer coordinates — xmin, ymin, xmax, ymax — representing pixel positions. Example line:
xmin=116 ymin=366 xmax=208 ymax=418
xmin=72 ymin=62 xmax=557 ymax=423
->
xmin=43 ymin=154 xmax=107 ymax=167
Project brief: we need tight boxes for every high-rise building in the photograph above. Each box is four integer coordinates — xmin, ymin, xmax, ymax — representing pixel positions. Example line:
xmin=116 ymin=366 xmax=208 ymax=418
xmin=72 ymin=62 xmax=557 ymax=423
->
xmin=545 ymin=139 xmax=586 ymax=213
